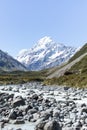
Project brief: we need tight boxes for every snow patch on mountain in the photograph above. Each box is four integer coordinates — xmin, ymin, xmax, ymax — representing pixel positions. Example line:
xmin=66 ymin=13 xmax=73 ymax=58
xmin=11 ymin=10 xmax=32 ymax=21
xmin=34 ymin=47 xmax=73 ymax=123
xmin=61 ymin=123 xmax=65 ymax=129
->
xmin=18 ymin=49 xmax=28 ymax=55
xmin=17 ymin=36 xmax=76 ymax=70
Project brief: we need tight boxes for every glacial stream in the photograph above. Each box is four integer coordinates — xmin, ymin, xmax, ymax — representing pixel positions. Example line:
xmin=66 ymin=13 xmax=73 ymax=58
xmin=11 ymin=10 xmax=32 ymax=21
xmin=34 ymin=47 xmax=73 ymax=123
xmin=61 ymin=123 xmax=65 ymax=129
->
xmin=2 ymin=122 xmax=35 ymax=130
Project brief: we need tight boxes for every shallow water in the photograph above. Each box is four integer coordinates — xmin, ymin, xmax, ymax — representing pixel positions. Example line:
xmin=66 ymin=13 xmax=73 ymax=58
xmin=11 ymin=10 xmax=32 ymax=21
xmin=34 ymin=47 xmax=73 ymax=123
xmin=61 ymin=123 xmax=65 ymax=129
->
xmin=2 ymin=122 xmax=35 ymax=130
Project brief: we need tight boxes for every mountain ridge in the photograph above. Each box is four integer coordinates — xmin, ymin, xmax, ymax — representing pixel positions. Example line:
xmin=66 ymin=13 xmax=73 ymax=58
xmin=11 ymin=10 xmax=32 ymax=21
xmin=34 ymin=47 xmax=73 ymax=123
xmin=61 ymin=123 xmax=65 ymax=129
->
xmin=0 ymin=49 xmax=27 ymax=71
xmin=45 ymin=43 xmax=87 ymax=87
xmin=17 ymin=36 xmax=76 ymax=70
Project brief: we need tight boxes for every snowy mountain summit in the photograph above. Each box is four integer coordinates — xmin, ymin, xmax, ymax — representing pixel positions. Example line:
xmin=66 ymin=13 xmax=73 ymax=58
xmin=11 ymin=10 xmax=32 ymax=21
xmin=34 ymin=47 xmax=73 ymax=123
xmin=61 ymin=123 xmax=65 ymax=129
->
xmin=17 ymin=36 xmax=76 ymax=70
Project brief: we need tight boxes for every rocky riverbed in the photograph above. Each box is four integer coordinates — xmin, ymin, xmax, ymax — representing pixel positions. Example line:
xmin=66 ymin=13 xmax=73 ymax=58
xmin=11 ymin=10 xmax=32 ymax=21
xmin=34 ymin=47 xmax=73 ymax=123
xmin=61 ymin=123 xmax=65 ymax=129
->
xmin=0 ymin=82 xmax=87 ymax=130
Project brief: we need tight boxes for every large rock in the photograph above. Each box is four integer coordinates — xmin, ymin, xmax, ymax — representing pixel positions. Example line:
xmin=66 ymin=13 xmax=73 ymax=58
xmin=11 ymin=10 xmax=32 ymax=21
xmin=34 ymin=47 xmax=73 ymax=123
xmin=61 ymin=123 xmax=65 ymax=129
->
xmin=35 ymin=120 xmax=47 ymax=130
xmin=32 ymin=94 xmax=39 ymax=100
xmin=13 ymin=119 xmax=25 ymax=124
xmin=9 ymin=109 xmax=17 ymax=120
xmin=53 ymin=109 xmax=60 ymax=118
xmin=44 ymin=120 xmax=61 ymax=130
xmin=16 ymin=128 xmax=22 ymax=130
xmin=40 ymin=109 xmax=53 ymax=120
xmin=12 ymin=96 xmax=25 ymax=108
xmin=81 ymin=107 xmax=87 ymax=114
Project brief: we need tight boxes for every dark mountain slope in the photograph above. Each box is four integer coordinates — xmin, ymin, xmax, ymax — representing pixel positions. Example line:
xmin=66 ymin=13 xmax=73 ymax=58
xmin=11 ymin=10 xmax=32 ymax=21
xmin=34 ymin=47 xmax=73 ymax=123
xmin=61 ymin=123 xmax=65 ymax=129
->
xmin=0 ymin=50 xmax=27 ymax=71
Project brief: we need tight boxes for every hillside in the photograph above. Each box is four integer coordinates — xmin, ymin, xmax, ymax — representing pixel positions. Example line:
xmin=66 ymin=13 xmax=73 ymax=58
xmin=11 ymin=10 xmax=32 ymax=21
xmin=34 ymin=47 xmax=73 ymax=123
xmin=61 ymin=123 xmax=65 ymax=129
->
xmin=47 ymin=53 xmax=87 ymax=79
xmin=69 ymin=43 xmax=87 ymax=62
xmin=45 ymin=43 xmax=87 ymax=87
xmin=0 ymin=70 xmax=47 ymax=85
xmin=0 ymin=50 xmax=27 ymax=71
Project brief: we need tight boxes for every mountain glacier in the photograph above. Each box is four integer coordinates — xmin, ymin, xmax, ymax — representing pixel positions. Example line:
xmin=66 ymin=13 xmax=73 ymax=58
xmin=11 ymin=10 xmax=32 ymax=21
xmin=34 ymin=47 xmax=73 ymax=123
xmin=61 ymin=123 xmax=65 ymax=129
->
xmin=17 ymin=36 xmax=76 ymax=70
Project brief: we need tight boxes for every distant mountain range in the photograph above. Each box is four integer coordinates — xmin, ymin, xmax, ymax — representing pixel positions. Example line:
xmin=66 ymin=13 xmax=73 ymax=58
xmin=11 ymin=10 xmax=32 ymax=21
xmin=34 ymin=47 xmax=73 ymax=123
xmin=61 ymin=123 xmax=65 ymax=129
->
xmin=17 ymin=36 xmax=76 ymax=70
xmin=0 ymin=50 xmax=27 ymax=71
xmin=0 ymin=39 xmax=87 ymax=87
xmin=0 ymin=44 xmax=87 ymax=88
xmin=0 ymin=36 xmax=77 ymax=71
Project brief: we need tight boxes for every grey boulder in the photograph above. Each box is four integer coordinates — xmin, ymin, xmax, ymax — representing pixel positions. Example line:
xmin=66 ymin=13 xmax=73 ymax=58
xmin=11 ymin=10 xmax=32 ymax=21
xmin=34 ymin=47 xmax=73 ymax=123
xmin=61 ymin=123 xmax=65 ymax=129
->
xmin=44 ymin=120 xmax=61 ymax=130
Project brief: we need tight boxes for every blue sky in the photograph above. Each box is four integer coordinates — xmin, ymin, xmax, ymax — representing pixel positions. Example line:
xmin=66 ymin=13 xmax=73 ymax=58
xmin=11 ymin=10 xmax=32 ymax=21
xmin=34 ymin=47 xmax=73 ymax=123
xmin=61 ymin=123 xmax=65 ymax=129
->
xmin=0 ymin=0 xmax=87 ymax=57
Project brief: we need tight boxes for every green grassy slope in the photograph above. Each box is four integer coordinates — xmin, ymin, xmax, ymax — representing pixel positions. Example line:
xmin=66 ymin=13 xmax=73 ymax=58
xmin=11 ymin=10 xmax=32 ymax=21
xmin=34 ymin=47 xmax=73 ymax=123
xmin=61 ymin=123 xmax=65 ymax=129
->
xmin=44 ymin=43 xmax=87 ymax=88
xmin=44 ymin=55 xmax=87 ymax=88
xmin=69 ymin=43 xmax=87 ymax=62
xmin=0 ymin=70 xmax=47 ymax=85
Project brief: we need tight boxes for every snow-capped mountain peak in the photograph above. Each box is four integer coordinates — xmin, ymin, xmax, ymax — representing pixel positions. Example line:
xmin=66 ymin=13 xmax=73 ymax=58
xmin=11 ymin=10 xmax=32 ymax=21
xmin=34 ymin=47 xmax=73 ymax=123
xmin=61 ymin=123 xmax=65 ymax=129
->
xmin=33 ymin=36 xmax=54 ymax=51
xmin=37 ymin=36 xmax=52 ymax=46
xmin=17 ymin=36 xmax=76 ymax=70
xmin=18 ymin=49 xmax=28 ymax=55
